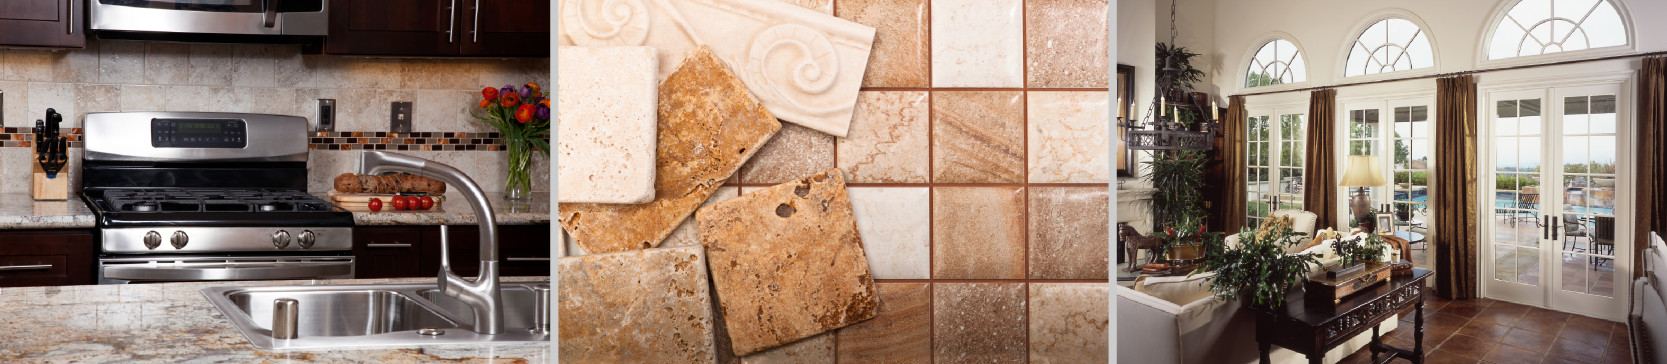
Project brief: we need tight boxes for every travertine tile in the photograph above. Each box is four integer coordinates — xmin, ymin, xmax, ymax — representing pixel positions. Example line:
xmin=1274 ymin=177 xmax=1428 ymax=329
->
xmin=738 ymin=123 xmax=834 ymax=184
xmin=73 ymin=85 xmax=120 ymax=122
xmin=934 ymin=283 xmax=1027 ymax=363
xmin=1028 ymin=186 xmax=1110 ymax=280
xmin=56 ymin=44 xmax=101 ymax=83
xmin=4 ymin=51 xmax=59 ymax=82
xmin=698 ymin=169 xmax=877 ymax=356
xmin=740 ymin=333 xmax=835 ymax=364
xmin=1028 ymin=283 xmax=1110 ymax=362
xmin=774 ymin=0 xmax=832 ymax=14
xmin=402 ymin=59 xmax=484 ymax=90
xmin=836 ymin=283 xmax=931 ymax=363
xmin=558 ymin=246 xmax=717 ymax=363
xmin=1025 ymin=0 xmax=1110 ymax=88
xmin=558 ymin=0 xmax=875 ymax=136
xmin=230 ymin=44 xmax=280 ymax=88
xmin=188 ymin=43 xmax=235 ymax=86
xmin=847 ymin=187 xmax=930 ymax=279
xmin=837 ymin=0 xmax=929 ymax=87
xmin=930 ymin=0 xmax=1022 ymax=87
xmin=932 ymin=91 xmax=1024 ymax=184
xmin=28 ymin=82 xmax=78 ymax=128
xmin=98 ymin=40 xmax=146 ymax=85
xmin=143 ymin=42 xmax=191 ymax=85
xmin=0 ymin=81 xmax=29 ymax=127
xmin=414 ymin=89 xmax=494 ymax=132
xmin=118 ymin=85 xmax=164 ymax=112
xmin=932 ymin=186 xmax=1025 ymax=279
xmin=837 ymin=91 xmax=929 ymax=183
xmin=557 ymin=46 xmax=659 ymax=204
xmin=560 ymin=46 xmax=781 ymax=254
xmin=1027 ymin=91 xmax=1110 ymax=183
xmin=662 ymin=186 xmax=739 ymax=248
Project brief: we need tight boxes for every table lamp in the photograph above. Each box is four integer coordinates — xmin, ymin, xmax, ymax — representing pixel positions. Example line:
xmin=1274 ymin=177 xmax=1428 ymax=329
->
xmin=1338 ymin=155 xmax=1387 ymax=227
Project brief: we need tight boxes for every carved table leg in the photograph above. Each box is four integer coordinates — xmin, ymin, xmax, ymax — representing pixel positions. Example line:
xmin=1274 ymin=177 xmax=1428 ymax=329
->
xmin=1370 ymin=325 xmax=1381 ymax=361
xmin=1307 ymin=352 xmax=1322 ymax=364
xmin=1413 ymin=298 xmax=1426 ymax=363
xmin=1260 ymin=341 xmax=1271 ymax=364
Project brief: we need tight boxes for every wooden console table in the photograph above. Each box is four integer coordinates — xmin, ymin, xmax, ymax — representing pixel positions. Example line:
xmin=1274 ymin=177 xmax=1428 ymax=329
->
xmin=1252 ymin=268 xmax=1432 ymax=364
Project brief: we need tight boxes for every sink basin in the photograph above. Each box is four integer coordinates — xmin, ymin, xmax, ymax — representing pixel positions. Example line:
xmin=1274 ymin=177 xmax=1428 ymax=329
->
xmin=202 ymin=282 xmax=548 ymax=350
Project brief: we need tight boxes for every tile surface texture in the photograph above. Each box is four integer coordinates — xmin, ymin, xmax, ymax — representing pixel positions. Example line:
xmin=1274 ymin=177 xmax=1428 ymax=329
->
xmin=836 ymin=283 xmax=932 ymax=363
xmin=931 ymin=91 xmax=1025 ymax=183
xmin=1024 ymin=0 xmax=1110 ymax=88
xmin=560 ymin=46 xmax=781 ymax=254
xmin=837 ymin=91 xmax=930 ymax=183
xmin=837 ymin=0 xmax=930 ymax=87
xmin=557 ymin=246 xmax=716 ymax=362
xmin=847 ymin=187 xmax=931 ymax=279
xmin=1027 ymin=91 xmax=1111 ymax=183
xmin=738 ymin=123 xmax=835 ymax=184
xmin=662 ymin=186 xmax=740 ymax=248
xmin=1027 ymin=283 xmax=1110 ymax=362
xmin=739 ymin=332 xmax=835 ymax=363
xmin=697 ymin=169 xmax=878 ymax=356
xmin=557 ymin=0 xmax=876 ymax=136
xmin=930 ymin=0 xmax=1023 ymax=87
xmin=1028 ymin=186 xmax=1110 ymax=279
xmin=556 ymin=46 xmax=659 ymax=203
xmin=934 ymin=283 xmax=1027 ymax=363
xmin=933 ymin=186 xmax=1027 ymax=279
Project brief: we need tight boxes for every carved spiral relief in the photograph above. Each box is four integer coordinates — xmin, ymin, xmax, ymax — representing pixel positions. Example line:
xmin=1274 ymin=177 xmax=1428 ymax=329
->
xmin=562 ymin=0 xmax=651 ymax=46
xmin=745 ymin=23 xmax=843 ymax=115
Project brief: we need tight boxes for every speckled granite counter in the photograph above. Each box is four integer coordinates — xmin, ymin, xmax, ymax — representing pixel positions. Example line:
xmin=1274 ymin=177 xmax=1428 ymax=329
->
xmin=318 ymin=192 xmax=552 ymax=226
xmin=0 ymin=194 xmax=96 ymax=229
xmin=0 ymin=277 xmax=550 ymax=362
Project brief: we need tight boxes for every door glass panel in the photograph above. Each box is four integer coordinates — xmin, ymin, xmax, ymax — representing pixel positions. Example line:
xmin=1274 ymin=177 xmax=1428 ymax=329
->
xmin=1493 ymin=98 xmax=1544 ymax=287
xmin=1561 ymin=253 xmax=1589 ymax=294
xmin=1558 ymin=92 xmax=1619 ymax=298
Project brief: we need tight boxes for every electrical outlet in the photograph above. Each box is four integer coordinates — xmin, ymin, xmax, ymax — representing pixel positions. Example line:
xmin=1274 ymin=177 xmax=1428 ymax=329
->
xmin=390 ymin=101 xmax=413 ymax=133
xmin=316 ymin=99 xmax=335 ymax=132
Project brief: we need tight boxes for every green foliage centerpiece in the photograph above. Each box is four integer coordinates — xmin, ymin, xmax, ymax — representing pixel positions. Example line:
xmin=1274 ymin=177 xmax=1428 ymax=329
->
xmin=471 ymin=83 xmax=550 ymax=200
xmin=1194 ymin=217 xmax=1321 ymax=308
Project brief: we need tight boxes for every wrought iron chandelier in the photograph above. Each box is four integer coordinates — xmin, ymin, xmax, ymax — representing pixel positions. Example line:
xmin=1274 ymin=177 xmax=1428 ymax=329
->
xmin=1118 ymin=0 xmax=1220 ymax=151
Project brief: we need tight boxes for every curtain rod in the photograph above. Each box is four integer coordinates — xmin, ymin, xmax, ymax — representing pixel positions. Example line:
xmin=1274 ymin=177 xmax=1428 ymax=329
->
xmin=1232 ymin=50 xmax=1667 ymax=97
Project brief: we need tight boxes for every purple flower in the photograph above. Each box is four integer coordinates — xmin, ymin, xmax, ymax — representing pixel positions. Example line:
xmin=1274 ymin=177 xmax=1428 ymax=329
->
xmin=535 ymin=104 xmax=550 ymax=120
xmin=519 ymin=85 xmax=533 ymax=99
xmin=500 ymin=86 xmax=516 ymax=100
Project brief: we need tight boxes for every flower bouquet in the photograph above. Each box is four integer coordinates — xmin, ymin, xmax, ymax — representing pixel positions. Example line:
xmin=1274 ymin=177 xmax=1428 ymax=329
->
xmin=472 ymin=83 xmax=551 ymax=199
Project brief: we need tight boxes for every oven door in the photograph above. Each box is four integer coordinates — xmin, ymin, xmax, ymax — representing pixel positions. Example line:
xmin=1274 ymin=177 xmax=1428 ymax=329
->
xmin=98 ymin=255 xmax=353 ymax=284
xmin=90 ymin=0 xmax=328 ymax=36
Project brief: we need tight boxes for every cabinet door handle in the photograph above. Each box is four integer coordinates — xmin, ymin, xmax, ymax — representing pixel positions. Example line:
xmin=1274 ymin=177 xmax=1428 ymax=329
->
xmin=0 ymin=264 xmax=52 ymax=271
xmin=67 ymin=0 xmax=74 ymax=34
xmin=471 ymin=0 xmax=480 ymax=42
xmin=366 ymin=243 xmax=413 ymax=248
xmin=505 ymin=257 xmax=550 ymax=262
xmin=446 ymin=0 xmax=456 ymax=42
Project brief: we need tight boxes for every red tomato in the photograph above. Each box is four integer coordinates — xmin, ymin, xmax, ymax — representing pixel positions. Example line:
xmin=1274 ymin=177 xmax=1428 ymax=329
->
xmin=419 ymin=196 xmax=435 ymax=210
xmin=392 ymin=196 xmax=409 ymax=210
xmin=368 ymin=198 xmax=382 ymax=212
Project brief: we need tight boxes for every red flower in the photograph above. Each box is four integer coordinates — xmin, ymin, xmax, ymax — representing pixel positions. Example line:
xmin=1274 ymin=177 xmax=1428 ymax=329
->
xmin=500 ymin=92 xmax=520 ymax=108
xmin=515 ymin=104 xmax=535 ymax=123
xmin=481 ymin=87 xmax=498 ymax=102
xmin=479 ymin=99 xmax=491 ymax=108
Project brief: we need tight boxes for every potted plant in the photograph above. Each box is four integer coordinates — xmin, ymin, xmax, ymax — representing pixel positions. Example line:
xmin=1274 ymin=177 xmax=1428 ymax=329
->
xmin=1326 ymin=233 xmax=1388 ymax=278
xmin=1154 ymin=213 xmax=1213 ymax=267
xmin=1155 ymin=42 xmax=1205 ymax=98
xmin=1143 ymin=150 xmax=1206 ymax=228
xmin=1193 ymin=217 xmax=1321 ymax=308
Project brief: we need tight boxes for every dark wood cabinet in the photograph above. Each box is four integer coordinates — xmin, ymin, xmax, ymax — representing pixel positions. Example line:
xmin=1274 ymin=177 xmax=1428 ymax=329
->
xmin=352 ymin=227 xmax=425 ymax=279
xmin=0 ymin=230 xmax=95 ymax=287
xmin=0 ymin=0 xmax=86 ymax=48
xmin=353 ymin=224 xmax=551 ymax=279
xmin=325 ymin=0 xmax=548 ymax=57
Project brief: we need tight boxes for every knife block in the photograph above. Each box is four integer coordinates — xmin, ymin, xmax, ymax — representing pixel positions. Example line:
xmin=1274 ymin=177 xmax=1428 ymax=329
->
xmin=31 ymin=152 xmax=67 ymax=201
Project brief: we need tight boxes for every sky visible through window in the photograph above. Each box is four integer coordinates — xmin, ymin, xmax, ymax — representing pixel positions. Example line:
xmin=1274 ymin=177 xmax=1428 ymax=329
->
xmin=1346 ymin=18 xmax=1434 ymax=77
xmin=1246 ymin=39 xmax=1306 ymax=87
xmin=1487 ymin=0 xmax=1627 ymax=60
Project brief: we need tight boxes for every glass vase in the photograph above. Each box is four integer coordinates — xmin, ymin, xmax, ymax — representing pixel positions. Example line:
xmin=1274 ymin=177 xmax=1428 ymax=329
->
xmin=504 ymin=137 xmax=533 ymax=200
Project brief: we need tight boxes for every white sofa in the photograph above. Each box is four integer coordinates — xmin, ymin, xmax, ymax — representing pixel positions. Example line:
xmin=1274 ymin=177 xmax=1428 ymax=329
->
xmin=1630 ymin=231 xmax=1667 ymax=364
xmin=1224 ymin=210 xmax=1320 ymax=249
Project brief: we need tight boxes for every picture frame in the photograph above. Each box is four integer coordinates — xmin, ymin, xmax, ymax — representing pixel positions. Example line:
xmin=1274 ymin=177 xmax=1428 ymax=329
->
xmin=1116 ymin=64 xmax=1135 ymax=177
xmin=1375 ymin=213 xmax=1395 ymax=235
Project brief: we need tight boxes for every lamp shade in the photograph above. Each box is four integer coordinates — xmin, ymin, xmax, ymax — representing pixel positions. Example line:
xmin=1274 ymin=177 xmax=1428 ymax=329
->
xmin=1338 ymin=155 xmax=1387 ymax=187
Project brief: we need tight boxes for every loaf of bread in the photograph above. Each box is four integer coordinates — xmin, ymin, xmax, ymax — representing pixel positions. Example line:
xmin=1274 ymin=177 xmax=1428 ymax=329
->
xmin=333 ymin=173 xmax=447 ymax=195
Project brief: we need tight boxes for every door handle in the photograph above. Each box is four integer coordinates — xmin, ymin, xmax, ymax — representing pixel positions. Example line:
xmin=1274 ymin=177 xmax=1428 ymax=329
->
xmin=471 ymin=0 xmax=480 ymax=42
xmin=446 ymin=0 xmax=457 ymax=42
xmin=1552 ymin=216 xmax=1561 ymax=240
xmin=0 ymin=264 xmax=51 ymax=271
xmin=1540 ymin=216 xmax=1550 ymax=240
xmin=66 ymin=0 xmax=73 ymax=34
xmin=262 ymin=0 xmax=279 ymax=28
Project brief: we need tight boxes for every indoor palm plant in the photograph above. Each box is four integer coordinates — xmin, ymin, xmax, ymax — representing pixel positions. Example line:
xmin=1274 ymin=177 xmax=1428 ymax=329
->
xmin=1143 ymin=150 xmax=1206 ymax=228
xmin=472 ymin=83 xmax=551 ymax=199
xmin=1194 ymin=217 xmax=1321 ymax=308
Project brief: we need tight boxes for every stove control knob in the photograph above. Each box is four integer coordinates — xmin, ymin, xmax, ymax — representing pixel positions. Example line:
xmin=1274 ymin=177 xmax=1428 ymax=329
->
xmin=142 ymin=231 xmax=162 ymax=250
xmin=297 ymin=230 xmax=316 ymax=249
xmin=170 ymin=231 xmax=188 ymax=250
xmin=272 ymin=230 xmax=291 ymax=249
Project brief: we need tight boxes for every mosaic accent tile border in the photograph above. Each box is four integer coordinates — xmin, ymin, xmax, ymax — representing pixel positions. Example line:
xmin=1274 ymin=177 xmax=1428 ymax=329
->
xmin=0 ymin=128 xmax=534 ymax=152
xmin=0 ymin=127 xmax=83 ymax=149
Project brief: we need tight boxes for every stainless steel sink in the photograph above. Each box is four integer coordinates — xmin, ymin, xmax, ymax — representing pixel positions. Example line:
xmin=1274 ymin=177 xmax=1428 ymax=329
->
xmin=202 ymin=282 xmax=549 ymax=350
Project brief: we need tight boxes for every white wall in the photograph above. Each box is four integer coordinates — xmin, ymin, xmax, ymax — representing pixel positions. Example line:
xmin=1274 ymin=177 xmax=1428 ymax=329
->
xmin=1117 ymin=0 xmax=1154 ymax=180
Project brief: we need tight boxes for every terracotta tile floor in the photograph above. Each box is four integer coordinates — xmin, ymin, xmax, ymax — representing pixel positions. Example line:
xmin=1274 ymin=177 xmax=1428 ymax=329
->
xmin=1336 ymin=288 xmax=1633 ymax=364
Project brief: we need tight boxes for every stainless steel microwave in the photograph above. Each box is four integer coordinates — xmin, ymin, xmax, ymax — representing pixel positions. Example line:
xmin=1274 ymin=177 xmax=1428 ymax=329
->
xmin=90 ymin=0 xmax=327 ymax=37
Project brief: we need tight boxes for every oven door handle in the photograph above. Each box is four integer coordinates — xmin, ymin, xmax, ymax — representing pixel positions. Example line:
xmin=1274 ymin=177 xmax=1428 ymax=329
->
xmin=262 ymin=0 xmax=279 ymax=28
xmin=103 ymin=260 xmax=352 ymax=281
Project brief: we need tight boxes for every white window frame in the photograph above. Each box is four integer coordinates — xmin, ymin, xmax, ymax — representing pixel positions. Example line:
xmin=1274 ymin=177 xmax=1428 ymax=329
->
xmin=1334 ymin=9 xmax=1440 ymax=84
xmin=1245 ymin=97 xmax=1311 ymax=229
xmin=1237 ymin=32 xmax=1312 ymax=94
xmin=1476 ymin=0 xmax=1637 ymax=69
xmin=1335 ymin=93 xmax=1436 ymax=234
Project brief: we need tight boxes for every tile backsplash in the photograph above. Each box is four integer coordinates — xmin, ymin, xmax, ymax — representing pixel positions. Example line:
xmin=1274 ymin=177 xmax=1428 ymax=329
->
xmin=0 ymin=39 xmax=550 ymax=195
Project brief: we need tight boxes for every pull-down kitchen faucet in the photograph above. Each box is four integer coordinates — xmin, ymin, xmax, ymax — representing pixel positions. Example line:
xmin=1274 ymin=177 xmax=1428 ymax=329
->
xmin=360 ymin=151 xmax=504 ymax=335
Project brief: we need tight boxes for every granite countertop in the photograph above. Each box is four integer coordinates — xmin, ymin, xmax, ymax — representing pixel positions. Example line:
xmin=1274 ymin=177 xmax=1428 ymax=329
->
xmin=335 ymin=192 xmax=552 ymax=226
xmin=0 ymin=277 xmax=550 ymax=362
xmin=0 ymin=194 xmax=96 ymax=229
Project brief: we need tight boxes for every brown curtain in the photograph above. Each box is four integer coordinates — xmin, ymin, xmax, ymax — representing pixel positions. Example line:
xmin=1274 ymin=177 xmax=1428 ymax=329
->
xmin=1221 ymin=96 xmax=1249 ymax=234
xmin=1303 ymin=89 xmax=1338 ymax=229
xmin=1434 ymin=75 xmax=1479 ymax=299
xmin=1638 ymin=56 xmax=1667 ymax=276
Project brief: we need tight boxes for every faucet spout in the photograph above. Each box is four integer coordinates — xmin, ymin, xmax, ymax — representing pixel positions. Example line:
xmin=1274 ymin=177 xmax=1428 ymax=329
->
xmin=360 ymin=151 xmax=504 ymax=335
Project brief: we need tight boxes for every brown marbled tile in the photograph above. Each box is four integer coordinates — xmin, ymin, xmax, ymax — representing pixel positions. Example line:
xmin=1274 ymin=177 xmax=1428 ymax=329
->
xmin=836 ymin=283 xmax=931 ymax=363
xmin=697 ymin=169 xmax=877 ymax=356
xmin=931 ymin=91 xmax=1024 ymax=183
xmin=837 ymin=0 xmax=929 ymax=87
xmin=559 ymin=46 xmax=781 ymax=254
xmin=557 ymin=246 xmax=716 ymax=363
xmin=1027 ymin=186 xmax=1110 ymax=279
xmin=740 ymin=333 xmax=835 ymax=364
xmin=837 ymin=91 xmax=930 ymax=183
xmin=1028 ymin=283 xmax=1109 ymax=362
xmin=1024 ymin=0 xmax=1109 ymax=88
xmin=933 ymin=186 xmax=1026 ymax=279
xmin=738 ymin=123 xmax=834 ymax=184
xmin=934 ymin=283 xmax=1026 ymax=363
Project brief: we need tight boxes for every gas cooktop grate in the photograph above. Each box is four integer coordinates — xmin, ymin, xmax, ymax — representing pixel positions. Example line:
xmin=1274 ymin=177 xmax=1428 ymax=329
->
xmin=97 ymin=188 xmax=334 ymax=213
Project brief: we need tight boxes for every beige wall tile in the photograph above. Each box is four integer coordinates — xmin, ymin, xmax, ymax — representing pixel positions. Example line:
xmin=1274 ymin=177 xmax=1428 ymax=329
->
xmin=1028 ymin=283 xmax=1110 ymax=362
xmin=837 ymin=283 xmax=931 ymax=363
xmin=0 ymin=81 xmax=29 ymax=128
xmin=57 ymin=44 xmax=101 ymax=83
xmin=932 ymin=186 xmax=1026 ymax=279
xmin=7 ymin=51 xmax=60 ymax=82
xmin=117 ymin=85 xmax=164 ymax=112
xmin=230 ymin=44 xmax=279 ymax=88
xmin=1027 ymin=91 xmax=1110 ymax=183
xmin=932 ymin=91 xmax=1024 ymax=184
xmin=740 ymin=332 xmax=834 ymax=364
xmin=848 ymin=187 xmax=930 ymax=279
xmin=98 ymin=40 xmax=146 ymax=85
xmin=1028 ymin=186 xmax=1110 ymax=279
xmin=1025 ymin=0 xmax=1110 ymax=88
xmin=143 ymin=42 xmax=191 ymax=85
xmin=188 ymin=44 xmax=235 ymax=87
xmin=27 ymin=82 xmax=77 ymax=128
xmin=930 ymin=0 xmax=1022 ymax=87
xmin=838 ymin=0 xmax=929 ymax=87
xmin=934 ymin=282 xmax=1027 ymax=363
xmin=738 ymin=124 xmax=835 ymax=184
xmin=837 ymin=91 xmax=929 ymax=183
xmin=662 ymin=186 xmax=739 ymax=249
xmin=73 ymin=84 xmax=120 ymax=122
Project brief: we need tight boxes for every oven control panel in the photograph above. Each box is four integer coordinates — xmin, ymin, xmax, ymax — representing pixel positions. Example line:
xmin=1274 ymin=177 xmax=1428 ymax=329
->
xmin=151 ymin=118 xmax=247 ymax=148
xmin=102 ymin=227 xmax=352 ymax=253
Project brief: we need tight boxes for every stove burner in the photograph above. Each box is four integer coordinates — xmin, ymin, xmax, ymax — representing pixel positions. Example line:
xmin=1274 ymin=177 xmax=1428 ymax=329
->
xmin=98 ymin=188 xmax=336 ymax=213
xmin=259 ymin=204 xmax=277 ymax=212
xmin=131 ymin=202 xmax=157 ymax=212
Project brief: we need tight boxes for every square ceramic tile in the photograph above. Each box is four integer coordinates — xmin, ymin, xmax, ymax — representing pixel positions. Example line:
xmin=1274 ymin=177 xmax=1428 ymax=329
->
xmin=739 ymin=124 xmax=835 ymax=184
xmin=188 ymin=43 xmax=235 ymax=86
xmin=1028 ymin=186 xmax=1110 ymax=279
xmin=98 ymin=40 xmax=146 ymax=85
xmin=837 ymin=0 xmax=929 ymax=87
xmin=932 ymin=91 xmax=1024 ymax=183
xmin=143 ymin=42 xmax=191 ymax=85
xmin=1025 ymin=0 xmax=1110 ymax=88
xmin=930 ymin=0 xmax=1022 ymax=87
xmin=837 ymin=91 xmax=930 ymax=183
xmin=557 ymin=46 xmax=660 ymax=204
xmin=661 ymin=186 xmax=739 ymax=248
xmin=934 ymin=283 xmax=1027 ymax=363
xmin=740 ymin=332 xmax=835 ymax=363
xmin=836 ymin=283 xmax=931 ymax=362
xmin=932 ymin=186 xmax=1025 ymax=279
xmin=1028 ymin=283 xmax=1110 ymax=362
xmin=1027 ymin=91 xmax=1110 ymax=183
xmin=557 ymin=246 xmax=717 ymax=362
xmin=847 ymin=187 xmax=930 ymax=279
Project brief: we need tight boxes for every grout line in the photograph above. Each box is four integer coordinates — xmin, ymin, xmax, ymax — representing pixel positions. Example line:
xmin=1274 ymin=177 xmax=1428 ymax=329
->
xmin=1019 ymin=0 xmax=1030 ymax=359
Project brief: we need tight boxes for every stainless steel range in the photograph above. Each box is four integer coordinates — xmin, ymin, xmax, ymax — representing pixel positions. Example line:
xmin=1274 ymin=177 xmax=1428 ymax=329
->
xmin=81 ymin=112 xmax=354 ymax=284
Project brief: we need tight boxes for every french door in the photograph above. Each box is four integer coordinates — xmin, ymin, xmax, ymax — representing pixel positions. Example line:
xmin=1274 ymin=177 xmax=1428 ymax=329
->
xmin=1245 ymin=107 xmax=1307 ymax=229
xmin=1342 ymin=97 xmax=1435 ymax=269
xmin=1483 ymin=83 xmax=1631 ymax=319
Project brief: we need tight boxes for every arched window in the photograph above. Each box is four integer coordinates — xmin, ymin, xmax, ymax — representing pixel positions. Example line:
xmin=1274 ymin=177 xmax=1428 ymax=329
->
xmin=1485 ymin=0 xmax=1629 ymax=60
xmin=1345 ymin=18 xmax=1434 ymax=77
xmin=1245 ymin=39 xmax=1307 ymax=88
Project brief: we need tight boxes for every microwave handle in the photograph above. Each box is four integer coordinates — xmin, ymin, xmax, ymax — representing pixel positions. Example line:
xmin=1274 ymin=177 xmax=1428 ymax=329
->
xmin=262 ymin=0 xmax=278 ymax=28
xmin=447 ymin=0 xmax=456 ymax=42
xmin=66 ymin=0 xmax=73 ymax=34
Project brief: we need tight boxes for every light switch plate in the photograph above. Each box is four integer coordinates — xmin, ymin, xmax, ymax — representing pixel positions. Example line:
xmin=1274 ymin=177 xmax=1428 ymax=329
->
xmin=316 ymin=99 xmax=335 ymax=132
xmin=390 ymin=101 xmax=412 ymax=133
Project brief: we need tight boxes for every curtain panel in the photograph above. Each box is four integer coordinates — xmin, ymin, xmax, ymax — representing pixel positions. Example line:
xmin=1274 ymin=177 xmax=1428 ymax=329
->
xmin=1639 ymin=56 xmax=1667 ymax=276
xmin=1222 ymin=96 xmax=1249 ymax=233
xmin=1434 ymin=75 xmax=1479 ymax=299
xmin=1303 ymin=89 xmax=1338 ymax=229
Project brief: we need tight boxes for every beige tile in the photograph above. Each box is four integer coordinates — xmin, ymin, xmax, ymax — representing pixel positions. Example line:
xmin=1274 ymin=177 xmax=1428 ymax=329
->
xmin=231 ymin=44 xmax=280 ymax=88
xmin=6 ymin=50 xmax=60 ymax=82
xmin=848 ymin=187 xmax=930 ymax=279
xmin=1028 ymin=186 xmax=1110 ymax=280
xmin=27 ymin=82 xmax=77 ymax=128
xmin=56 ymin=44 xmax=100 ymax=83
xmin=342 ymin=58 xmax=406 ymax=90
xmin=837 ymin=91 xmax=929 ymax=183
xmin=1027 ymin=91 xmax=1110 ymax=183
xmin=161 ymin=86 xmax=209 ymax=112
xmin=773 ymin=0 xmax=832 ymax=14
xmin=837 ymin=0 xmax=929 ymax=87
xmin=934 ymin=283 xmax=1027 ymax=363
xmin=738 ymin=123 xmax=835 ymax=184
xmin=836 ymin=283 xmax=931 ymax=363
xmin=414 ymin=89 xmax=493 ymax=132
xmin=403 ymin=59 xmax=483 ymax=90
xmin=555 ymin=46 xmax=658 ymax=204
xmin=0 ymin=81 xmax=30 ymax=128
xmin=118 ymin=85 xmax=164 ymax=112
xmin=73 ymin=84 xmax=121 ymax=122
xmin=144 ymin=42 xmax=191 ymax=85
xmin=930 ymin=0 xmax=1022 ymax=87
xmin=1025 ymin=0 xmax=1110 ymax=88
xmin=1028 ymin=283 xmax=1109 ymax=362
xmin=740 ymin=333 xmax=834 ymax=364
xmin=932 ymin=186 xmax=1025 ymax=279
xmin=245 ymin=88 xmax=301 ymax=117
xmin=931 ymin=91 xmax=1024 ymax=183
xmin=273 ymin=48 xmax=316 ymax=88
xmin=98 ymin=40 xmax=146 ymax=85
xmin=557 ymin=246 xmax=718 ymax=363
xmin=188 ymin=43 xmax=235 ymax=86
xmin=662 ymin=186 xmax=738 ymax=248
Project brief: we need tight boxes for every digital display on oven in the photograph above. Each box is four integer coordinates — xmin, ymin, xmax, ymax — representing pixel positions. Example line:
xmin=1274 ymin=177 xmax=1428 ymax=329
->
xmin=151 ymin=118 xmax=247 ymax=148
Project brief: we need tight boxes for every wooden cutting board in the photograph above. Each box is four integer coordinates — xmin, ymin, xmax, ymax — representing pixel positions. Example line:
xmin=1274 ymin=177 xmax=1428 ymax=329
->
xmin=328 ymin=191 xmax=445 ymax=210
